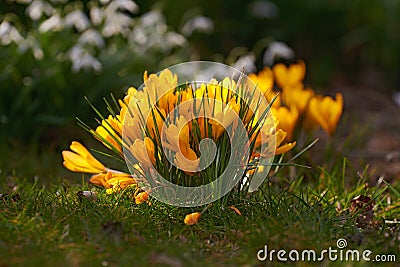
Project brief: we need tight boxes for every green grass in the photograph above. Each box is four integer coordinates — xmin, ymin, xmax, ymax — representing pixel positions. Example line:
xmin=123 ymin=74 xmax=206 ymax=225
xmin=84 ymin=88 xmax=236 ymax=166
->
xmin=1 ymin=156 xmax=399 ymax=267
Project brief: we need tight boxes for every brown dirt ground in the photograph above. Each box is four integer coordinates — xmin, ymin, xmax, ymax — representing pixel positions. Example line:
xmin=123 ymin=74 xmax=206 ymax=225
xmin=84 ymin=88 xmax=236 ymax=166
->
xmin=332 ymin=70 xmax=400 ymax=182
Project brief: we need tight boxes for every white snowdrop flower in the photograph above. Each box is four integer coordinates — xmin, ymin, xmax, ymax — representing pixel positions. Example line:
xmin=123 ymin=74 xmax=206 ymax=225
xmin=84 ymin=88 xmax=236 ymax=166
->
xmin=131 ymin=27 xmax=147 ymax=45
xmin=232 ymin=53 xmax=257 ymax=73
xmin=109 ymin=0 xmax=138 ymax=13
xmin=101 ymin=0 xmax=137 ymax=37
xmin=263 ymin=41 xmax=294 ymax=66
xmin=0 ymin=21 xmax=23 ymax=46
xmin=182 ymin=16 xmax=214 ymax=36
xmin=69 ymin=45 xmax=102 ymax=72
xmin=64 ymin=10 xmax=90 ymax=32
xmin=78 ymin=29 xmax=105 ymax=48
xmin=102 ymin=13 xmax=132 ymax=37
xmin=18 ymin=35 xmax=44 ymax=60
xmin=26 ymin=0 xmax=54 ymax=21
xmin=17 ymin=34 xmax=43 ymax=59
xmin=0 ymin=21 xmax=11 ymax=40
xmin=141 ymin=10 xmax=164 ymax=27
xmin=90 ymin=7 xmax=104 ymax=26
xmin=39 ymin=14 xmax=62 ymax=33
xmin=165 ymin=32 xmax=187 ymax=47
xmin=0 ymin=20 xmax=10 ymax=35
xmin=129 ymin=10 xmax=186 ymax=53
xmin=9 ymin=27 xmax=24 ymax=45
xmin=102 ymin=5 xmax=133 ymax=38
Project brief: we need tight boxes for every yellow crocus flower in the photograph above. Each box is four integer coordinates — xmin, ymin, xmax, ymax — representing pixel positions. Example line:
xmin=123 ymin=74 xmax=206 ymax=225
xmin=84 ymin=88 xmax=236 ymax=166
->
xmin=92 ymin=116 xmax=123 ymax=154
xmin=180 ymin=87 xmax=194 ymax=102
xmin=146 ymin=107 xmax=166 ymax=140
xmin=106 ymin=175 xmax=137 ymax=194
xmin=62 ymin=141 xmax=106 ymax=173
xmin=130 ymin=137 xmax=156 ymax=169
xmin=209 ymin=99 xmax=241 ymax=140
xmin=273 ymin=60 xmax=306 ymax=88
xmin=197 ymin=117 xmax=210 ymax=139
xmin=272 ymin=106 xmax=298 ymax=141
xmin=282 ymin=85 xmax=314 ymax=114
xmin=252 ymin=128 xmax=296 ymax=156
xmin=248 ymin=67 xmax=281 ymax=107
xmin=163 ymin=116 xmax=191 ymax=154
xmin=91 ymin=170 xmax=136 ymax=190
xmin=274 ymin=129 xmax=297 ymax=155
xmin=194 ymin=83 xmax=207 ymax=98
xmin=123 ymin=114 xmax=143 ymax=143
xmin=174 ymin=147 xmax=200 ymax=172
xmin=106 ymin=115 xmax=123 ymax=136
xmin=63 ymin=141 xmax=137 ymax=191
xmin=143 ymin=69 xmax=178 ymax=105
xmin=163 ymin=116 xmax=200 ymax=172
xmin=158 ymin=89 xmax=177 ymax=114
xmin=206 ymin=78 xmax=234 ymax=103
xmin=119 ymin=86 xmax=138 ymax=110
xmin=248 ymin=67 xmax=274 ymax=94
xmin=308 ymin=93 xmax=344 ymax=135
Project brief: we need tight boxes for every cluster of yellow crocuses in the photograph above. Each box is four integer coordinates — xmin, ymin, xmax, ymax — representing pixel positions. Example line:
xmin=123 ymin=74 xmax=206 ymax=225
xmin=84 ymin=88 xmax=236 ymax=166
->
xmin=249 ymin=60 xmax=344 ymax=139
xmin=62 ymin=60 xmax=343 ymax=225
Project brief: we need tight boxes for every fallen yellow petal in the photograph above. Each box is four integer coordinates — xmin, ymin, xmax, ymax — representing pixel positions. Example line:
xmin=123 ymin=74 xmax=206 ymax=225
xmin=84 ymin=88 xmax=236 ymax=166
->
xmin=229 ymin=205 xmax=242 ymax=216
xmin=184 ymin=212 xmax=201 ymax=225
xmin=135 ymin=191 xmax=149 ymax=204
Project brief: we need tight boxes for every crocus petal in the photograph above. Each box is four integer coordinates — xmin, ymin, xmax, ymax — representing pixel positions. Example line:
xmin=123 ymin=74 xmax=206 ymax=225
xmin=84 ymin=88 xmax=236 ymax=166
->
xmin=135 ymin=191 xmax=149 ymax=204
xmin=146 ymin=107 xmax=166 ymax=140
xmin=275 ymin=141 xmax=296 ymax=155
xmin=62 ymin=141 xmax=106 ymax=173
xmin=130 ymin=137 xmax=156 ymax=169
xmin=230 ymin=205 xmax=242 ymax=216
xmin=90 ymin=170 xmax=136 ymax=190
xmin=282 ymin=86 xmax=314 ymax=114
xmin=184 ymin=212 xmax=201 ymax=225
xmin=175 ymin=147 xmax=200 ymax=172
xmin=248 ymin=67 xmax=280 ymax=107
xmin=90 ymin=172 xmax=113 ymax=188
xmin=92 ymin=117 xmax=123 ymax=155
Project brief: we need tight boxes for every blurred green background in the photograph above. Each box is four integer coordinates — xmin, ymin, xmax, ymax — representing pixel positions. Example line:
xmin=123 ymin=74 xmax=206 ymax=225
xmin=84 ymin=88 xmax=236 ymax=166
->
xmin=1 ymin=0 xmax=399 ymax=178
